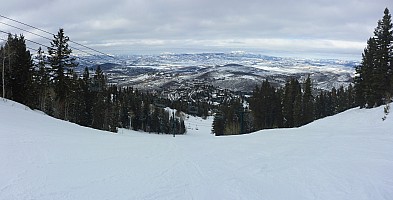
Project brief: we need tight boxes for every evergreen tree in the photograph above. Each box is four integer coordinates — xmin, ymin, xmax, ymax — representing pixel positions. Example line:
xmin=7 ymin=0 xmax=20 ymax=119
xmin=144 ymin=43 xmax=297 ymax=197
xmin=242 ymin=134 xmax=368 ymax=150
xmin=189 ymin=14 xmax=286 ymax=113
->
xmin=302 ymin=75 xmax=314 ymax=125
xmin=140 ymin=100 xmax=149 ymax=132
xmin=327 ymin=87 xmax=337 ymax=115
xmin=293 ymin=93 xmax=303 ymax=127
xmin=336 ymin=85 xmax=347 ymax=113
xmin=355 ymin=8 xmax=393 ymax=107
xmin=224 ymin=99 xmax=242 ymax=135
xmin=151 ymin=106 xmax=160 ymax=133
xmin=79 ymin=67 xmax=93 ymax=126
xmin=48 ymin=28 xmax=78 ymax=119
xmin=212 ymin=110 xmax=225 ymax=136
xmin=314 ymin=91 xmax=324 ymax=119
xmin=354 ymin=38 xmax=377 ymax=107
xmin=119 ymin=88 xmax=132 ymax=129
xmin=250 ymin=79 xmax=283 ymax=130
xmin=347 ymin=84 xmax=356 ymax=109
xmin=106 ymin=85 xmax=119 ymax=132
xmin=260 ymin=80 xmax=273 ymax=129
xmin=374 ymin=8 xmax=393 ymax=98
xmin=1 ymin=34 xmax=34 ymax=107
xmin=67 ymin=72 xmax=82 ymax=123
xmin=250 ymin=85 xmax=263 ymax=130
xmin=33 ymin=47 xmax=51 ymax=112
xmin=283 ymin=78 xmax=301 ymax=127
xmin=272 ymin=88 xmax=284 ymax=128
xmin=91 ymin=66 xmax=107 ymax=130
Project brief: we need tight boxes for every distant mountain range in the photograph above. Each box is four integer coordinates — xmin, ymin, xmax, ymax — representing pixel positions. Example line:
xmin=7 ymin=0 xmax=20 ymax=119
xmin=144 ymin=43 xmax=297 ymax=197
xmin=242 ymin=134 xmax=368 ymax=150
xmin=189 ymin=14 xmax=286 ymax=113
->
xmin=76 ymin=52 xmax=359 ymax=92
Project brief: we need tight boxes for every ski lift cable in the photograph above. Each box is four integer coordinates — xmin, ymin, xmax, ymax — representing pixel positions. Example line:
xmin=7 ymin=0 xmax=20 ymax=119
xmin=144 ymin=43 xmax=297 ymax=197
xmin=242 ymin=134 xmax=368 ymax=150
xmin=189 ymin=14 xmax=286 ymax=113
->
xmin=0 ymin=21 xmax=53 ymax=41
xmin=0 ymin=29 xmax=49 ymax=47
xmin=0 ymin=21 xmax=107 ymax=58
xmin=0 ymin=30 xmax=100 ymax=66
xmin=0 ymin=37 xmax=38 ymax=52
xmin=0 ymin=14 xmax=115 ymax=59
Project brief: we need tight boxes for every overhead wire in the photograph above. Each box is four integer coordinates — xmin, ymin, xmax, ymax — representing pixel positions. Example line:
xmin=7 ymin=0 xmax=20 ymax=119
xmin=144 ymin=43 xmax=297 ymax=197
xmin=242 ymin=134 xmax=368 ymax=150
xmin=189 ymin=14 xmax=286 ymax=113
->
xmin=0 ymin=29 xmax=50 ymax=48
xmin=0 ymin=37 xmax=38 ymax=52
xmin=0 ymin=21 xmax=110 ymax=59
xmin=0 ymin=21 xmax=53 ymax=41
xmin=0 ymin=30 xmax=100 ymax=66
xmin=0 ymin=14 xmax=116 ymax=60
xmin=0 ymin=14 xmax=53 ymax=35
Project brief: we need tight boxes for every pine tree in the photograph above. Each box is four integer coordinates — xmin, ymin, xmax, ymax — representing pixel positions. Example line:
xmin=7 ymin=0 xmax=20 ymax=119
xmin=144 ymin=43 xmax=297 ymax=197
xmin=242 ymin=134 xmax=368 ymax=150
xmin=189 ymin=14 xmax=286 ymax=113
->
xmin=260 ymin=80 xmax=273 ymax=129
xmin=212 ymin=110 xmax=225 ymax=136
xmin=91 ymin=66 xmax=107 ymax=130
xmin=354 ymin=38 xmax=377 ymax=107
xmin=224 ymin=99 xmax=242 ymax=135
xmin=273 ymin=88 xmax=284 ymax=128
xmin=355 ymin=8 xmax=393 ymax=107
xmin=283 ymin=78 xmax=301 ymax=127
xmin=67 ymin=72 xmax=82 ymax=123
xmin=250 ymin=85 xmax=262 ymax=130
xmin=34 ymin=47 xmax=52 ymax=112
xmin=374 ymin=8 xmax=393 ymax=98
xmin=329 ymin=87 xmax=338 ymax=115
xmin=79 ymin=67 xmax=93 ymax=126
xmin=336 ymin=86 xmax=347 ymax=113
xmin=151 ymin=106 xmax=160 ymax=133
xmin=347 ymin=84 xmax=356 ymax=108
xmin=293 ymin=93 xmax=302 ymax=127
xmin=119 ymin=88 xmax=131 ymax=129
xmin=250 ymin=79 xmax=284 ymax=130
xmin=302 ymin=75 xmax=314 ymax=124
xmin=106 ymin=85 xmax=119 ymax=132
xmin=48 ymin=28 xmax=78 ymax=119
xmin=1 ymin=34 xmax=34 ymax=106
xmin=314 ymin=91 xmax=323 ymax=119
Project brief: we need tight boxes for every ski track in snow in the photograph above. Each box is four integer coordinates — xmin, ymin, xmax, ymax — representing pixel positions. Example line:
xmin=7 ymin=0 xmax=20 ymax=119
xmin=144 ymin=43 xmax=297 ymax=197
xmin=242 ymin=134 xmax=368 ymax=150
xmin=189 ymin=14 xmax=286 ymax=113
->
xmin=1 ymin=98 xmax=393 ymax=200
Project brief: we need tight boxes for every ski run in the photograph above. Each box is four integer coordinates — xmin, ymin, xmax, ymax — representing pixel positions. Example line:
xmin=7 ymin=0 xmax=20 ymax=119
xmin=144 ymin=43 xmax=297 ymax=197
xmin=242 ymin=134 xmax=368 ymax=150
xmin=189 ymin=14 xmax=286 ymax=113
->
xmin=1 ymin=98 xmax=392 ymax=200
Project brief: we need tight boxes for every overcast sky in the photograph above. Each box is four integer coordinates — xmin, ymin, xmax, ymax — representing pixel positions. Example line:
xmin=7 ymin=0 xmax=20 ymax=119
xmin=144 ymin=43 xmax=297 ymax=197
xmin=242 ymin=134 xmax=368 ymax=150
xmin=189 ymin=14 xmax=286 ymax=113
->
xmin=1 ymin=0 xmax=392 ymax=59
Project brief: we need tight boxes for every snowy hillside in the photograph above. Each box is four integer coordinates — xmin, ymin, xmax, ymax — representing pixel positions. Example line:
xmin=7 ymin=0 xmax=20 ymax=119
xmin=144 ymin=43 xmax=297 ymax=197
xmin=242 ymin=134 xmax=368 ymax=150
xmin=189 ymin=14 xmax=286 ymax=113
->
xmin=1 ymin=98 xmax=392 ymax=200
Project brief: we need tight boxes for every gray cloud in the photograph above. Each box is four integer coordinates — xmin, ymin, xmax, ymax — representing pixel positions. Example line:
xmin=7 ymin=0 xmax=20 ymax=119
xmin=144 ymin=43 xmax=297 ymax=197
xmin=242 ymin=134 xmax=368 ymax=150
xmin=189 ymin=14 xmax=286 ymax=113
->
xmin=1 ymin=0 xmax=392 ymax=59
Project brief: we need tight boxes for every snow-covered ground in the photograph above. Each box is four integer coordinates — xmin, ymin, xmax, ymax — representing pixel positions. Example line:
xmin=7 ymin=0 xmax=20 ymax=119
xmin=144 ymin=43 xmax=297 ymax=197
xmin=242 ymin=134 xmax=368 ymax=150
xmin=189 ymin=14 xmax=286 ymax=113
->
xmin=1 ymin=98 xmax=392 ymax=200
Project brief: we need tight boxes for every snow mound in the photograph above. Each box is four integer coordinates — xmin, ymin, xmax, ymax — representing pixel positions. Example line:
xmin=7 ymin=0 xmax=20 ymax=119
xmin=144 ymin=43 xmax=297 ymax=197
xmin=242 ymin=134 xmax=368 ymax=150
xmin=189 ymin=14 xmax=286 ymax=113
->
xmin=1 ymin=98 xmax=392 ymax=200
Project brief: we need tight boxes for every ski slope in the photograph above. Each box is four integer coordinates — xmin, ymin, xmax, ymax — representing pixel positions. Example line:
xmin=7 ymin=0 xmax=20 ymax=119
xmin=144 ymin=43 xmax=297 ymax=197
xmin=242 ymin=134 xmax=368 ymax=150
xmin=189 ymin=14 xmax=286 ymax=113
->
xmin=1 ymin=98 xmax=392 ymax=200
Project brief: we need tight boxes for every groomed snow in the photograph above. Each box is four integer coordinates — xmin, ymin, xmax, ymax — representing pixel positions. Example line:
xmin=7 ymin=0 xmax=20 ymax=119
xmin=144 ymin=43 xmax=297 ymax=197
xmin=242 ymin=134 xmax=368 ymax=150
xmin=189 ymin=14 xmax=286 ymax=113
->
xmin=1 ymin=98 xmax=392 ymax=200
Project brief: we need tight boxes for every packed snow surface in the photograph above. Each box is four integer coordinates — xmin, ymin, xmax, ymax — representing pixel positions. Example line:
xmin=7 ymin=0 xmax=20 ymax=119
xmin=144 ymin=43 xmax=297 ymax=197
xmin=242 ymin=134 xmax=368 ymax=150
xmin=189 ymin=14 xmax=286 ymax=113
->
xmin=1 ymin=98 xmax=392 ymax=200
